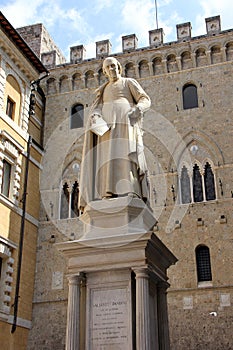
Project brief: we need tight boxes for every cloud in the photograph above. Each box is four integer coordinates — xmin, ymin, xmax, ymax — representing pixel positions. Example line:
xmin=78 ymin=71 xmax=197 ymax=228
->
xmin=119 ymin=0 xmax=157 ymax=46
xmin=194 ymin=0 xmax=233 ymax=36
xmin=119 ymin=0 xmax=182 ymax=47
xmin=1 ymin=0 xmax=89 ymax=35
xmin=94 ymin=0 xmax=114 ymax=14
xmin=1 ymin=0 xmax=46 ymax=27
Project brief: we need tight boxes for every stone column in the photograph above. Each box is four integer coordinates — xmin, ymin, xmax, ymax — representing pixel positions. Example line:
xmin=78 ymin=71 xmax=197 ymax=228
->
xmin=148 ymin=62 xmax=154 ymax=76
xmin=66 ymin=274 xmax=83 ymax=350
xmin=191 ymin=53 xmax=197 ymax=68
xmin=134 ymin=268 xmax=150 ymax=350
xmin=221 ymin=47 xmax=227 ymax=62
xmin=134 ymin=64 xmax=140 ymax=79
xmin=176 ymin=56 xmax=182 ymax=71
xmin=162 ymin=59 xmax=168 ymax=73
xmin=157 ymin=282 xmax=170 ymax=350
xmin=94 ymin=72 xmax=99 ymax=86
xmin=206 ymin=50 xmax=211 ymax=65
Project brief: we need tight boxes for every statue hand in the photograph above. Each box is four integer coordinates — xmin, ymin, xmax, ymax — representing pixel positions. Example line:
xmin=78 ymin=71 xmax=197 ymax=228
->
xmin=128 ymin=106 xmax=143 ymax=123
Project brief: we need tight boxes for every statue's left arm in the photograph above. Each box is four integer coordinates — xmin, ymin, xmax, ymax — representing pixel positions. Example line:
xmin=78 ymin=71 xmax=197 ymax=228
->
xmin=127 ymin=78 xmax=151 ymax=113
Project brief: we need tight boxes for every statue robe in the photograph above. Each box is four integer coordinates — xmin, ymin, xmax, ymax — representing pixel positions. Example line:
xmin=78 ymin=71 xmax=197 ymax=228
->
xmin=79 ymin=77 xmax=151 ymax=209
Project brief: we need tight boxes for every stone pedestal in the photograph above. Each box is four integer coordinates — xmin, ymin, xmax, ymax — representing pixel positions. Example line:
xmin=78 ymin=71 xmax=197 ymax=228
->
xmin=57 ymin=199 xmax=177 ymax=349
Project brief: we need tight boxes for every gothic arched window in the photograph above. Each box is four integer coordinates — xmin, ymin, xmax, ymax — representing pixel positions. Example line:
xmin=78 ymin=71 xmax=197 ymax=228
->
xmin=70 ymin=104 xmax=84 ymax=129
xmin=193 ymin=164 xmax=203 ymax=202
xmin=180 ymin=166 xmax=191 ymax=204
xmin=195 ymin=245 xmax=212 ymax=282
xmin=182 ymin=84 xmax=198 ymax=110
xmin=204 ymin=162 xmax=216 ymax=201
xmin=179 ymin=161 xmax=216 ymax=204
xmin=60 ymin=181 xmax=80 ymax=219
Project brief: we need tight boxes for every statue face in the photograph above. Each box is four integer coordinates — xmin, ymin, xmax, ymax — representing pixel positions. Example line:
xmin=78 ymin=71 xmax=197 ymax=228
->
xmin=103 ymin=58 xmax=121 ymax=81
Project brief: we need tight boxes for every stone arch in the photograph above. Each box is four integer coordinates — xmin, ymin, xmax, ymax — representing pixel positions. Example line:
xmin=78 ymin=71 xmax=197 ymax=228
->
xmin=195 ymin=47 xmax=207 ymax=67
xmin=225 ymin=41 xmax=233 ymax=61
xmin=210 ymin=45 xmax=222 ymax=64
xmin=85 ymin=70 xmax=95 ymax=88
xmin=168 ymin=129 xmax=224 ymax=172
xmin=72 ymin=72 xmax=82 ymax=90
xmin=152 ymin=56 xmax=163 ymax=75
xmin=46 ymin=77 xmax=57 ymax=95
xmin=59 ymin=75 xmax=70 ymax=93
xmin=166 ymin=53 xmax=178 ymax=73
xmin=124 ymin=62 xmax=136 ymax=78
xmin=138 ymin=59 xmax=149 ymax=78
xmin=180 ymin=50 xmax=192 ymax=70
xmin=98 ymin=67 xmax=107 ymax=86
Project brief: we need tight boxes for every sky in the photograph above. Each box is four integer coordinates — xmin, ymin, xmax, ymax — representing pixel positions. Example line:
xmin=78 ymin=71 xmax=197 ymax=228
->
xmin=1 ymin=0 xmax=233 ymax=60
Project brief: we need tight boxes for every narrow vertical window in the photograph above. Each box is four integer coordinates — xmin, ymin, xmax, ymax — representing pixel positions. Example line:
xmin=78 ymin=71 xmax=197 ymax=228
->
xmin=183 ymin=84 xmax=198 ymax=109
xmin=180 ymin=166 xmax=191 ymax=204
xmin=204 ymin=162 xmax=216 ymax=201
xmin=60 ymin=182 xmax=69 ymax=219
xmin=6 ymin=97 xmax=15 ymax=119
xmin=71 ymin=181 xmax=79 ymax=218
xmin=196 ymin=245 xmax=212 ymax=282
xmin=1 ymin=160 xmax=11 ymax=197
xmin=193 ymin=164 xmax=203 ymax=202
xmin=70 ymin=104 xmax=84 ymax=129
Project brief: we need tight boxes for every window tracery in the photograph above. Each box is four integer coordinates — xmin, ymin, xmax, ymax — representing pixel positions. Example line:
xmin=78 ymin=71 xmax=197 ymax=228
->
xmin=179 ymin=161 xmax=216 ymax=204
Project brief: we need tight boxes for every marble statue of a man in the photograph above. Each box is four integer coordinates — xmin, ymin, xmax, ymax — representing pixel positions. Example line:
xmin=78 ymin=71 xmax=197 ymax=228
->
xmin=79 ymin=57 xmax=151 ymax=211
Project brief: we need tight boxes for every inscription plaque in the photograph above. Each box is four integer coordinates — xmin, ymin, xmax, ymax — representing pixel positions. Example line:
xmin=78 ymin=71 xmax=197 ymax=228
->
xmin=89 ymin=287 xmax=131 ymax=349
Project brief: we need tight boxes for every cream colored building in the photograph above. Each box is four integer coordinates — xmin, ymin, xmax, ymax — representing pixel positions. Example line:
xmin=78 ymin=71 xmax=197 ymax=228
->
xmin=1 ymin=12 xmax=233 ymax=350
xmin=0 ymin=12 xmax=47 ymax=350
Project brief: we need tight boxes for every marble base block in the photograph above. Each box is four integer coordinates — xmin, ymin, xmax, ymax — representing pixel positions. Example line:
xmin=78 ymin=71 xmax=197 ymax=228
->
xmin=80 ymin=197 xmax=157 ymax=239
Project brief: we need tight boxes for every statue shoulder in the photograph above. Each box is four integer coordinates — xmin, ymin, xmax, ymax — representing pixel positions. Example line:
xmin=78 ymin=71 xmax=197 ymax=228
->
xmin=95 ymin=81 xmax=109 ymax=96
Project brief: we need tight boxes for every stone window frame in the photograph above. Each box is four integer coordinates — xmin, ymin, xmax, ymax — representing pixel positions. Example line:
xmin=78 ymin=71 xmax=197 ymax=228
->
xmin=70 ymin=103 xmax=84 ymax=129
xmin=195 ymin=244 xmax=213 ymax=286
xmin=0 ymin=131 xmax=23 ymax=205
xmin=0 ymin=236 xmax=17 ymax=321
xmin=178 ymin=159 xmax=216 ymax=204
xmin=182 ymin=82 xmax=198 ymax=110
xmin=6 ymin=96 xmax=16 ymax=119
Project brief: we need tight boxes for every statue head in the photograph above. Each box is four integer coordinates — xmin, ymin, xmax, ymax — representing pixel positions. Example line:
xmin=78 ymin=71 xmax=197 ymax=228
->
xmin=102 ymin=57 xmax=123 ymax=81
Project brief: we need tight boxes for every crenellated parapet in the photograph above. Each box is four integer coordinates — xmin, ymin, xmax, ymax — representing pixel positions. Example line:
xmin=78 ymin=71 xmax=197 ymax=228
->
xmin=41 ymin=15 xmax=233 ymax=97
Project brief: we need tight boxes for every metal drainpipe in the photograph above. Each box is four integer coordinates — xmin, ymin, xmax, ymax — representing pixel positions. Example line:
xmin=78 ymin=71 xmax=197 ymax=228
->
xmin=11 ymin=135 xmax=32 ymax=333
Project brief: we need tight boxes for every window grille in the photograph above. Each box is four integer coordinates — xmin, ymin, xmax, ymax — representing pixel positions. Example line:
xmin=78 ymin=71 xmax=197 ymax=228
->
xmin=196 ymin=245 xmax=212 ymax=282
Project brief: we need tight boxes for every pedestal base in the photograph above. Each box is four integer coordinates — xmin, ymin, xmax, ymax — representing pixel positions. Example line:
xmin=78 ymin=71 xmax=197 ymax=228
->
xmin=57 ymin=231 xmax=177 ymax=350
xmin=57 ymin=198 xmax=177 ymax=349
xmin=80 ymin=197 xmax=157 ymax=239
